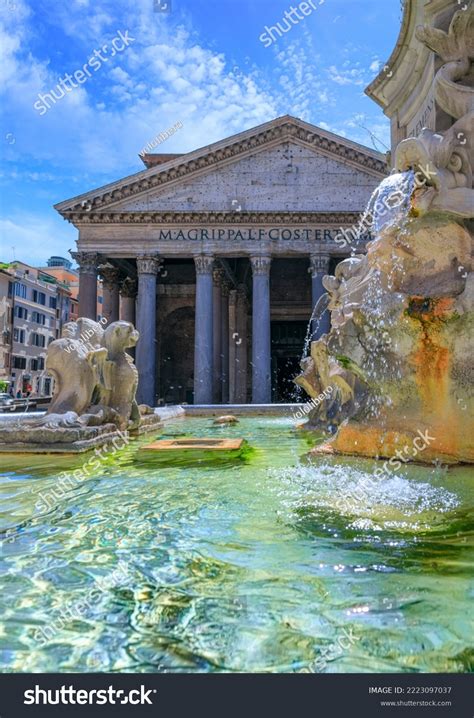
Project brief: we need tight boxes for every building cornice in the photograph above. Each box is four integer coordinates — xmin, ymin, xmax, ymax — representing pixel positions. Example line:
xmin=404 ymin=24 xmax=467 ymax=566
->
xmin=62 ymin=210 xmax=362 ymax=226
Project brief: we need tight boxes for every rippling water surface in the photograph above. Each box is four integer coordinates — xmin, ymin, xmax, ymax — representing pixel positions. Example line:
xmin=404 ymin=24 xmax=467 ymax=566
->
xmin=0 ymin=417 xmax=473 ymax=673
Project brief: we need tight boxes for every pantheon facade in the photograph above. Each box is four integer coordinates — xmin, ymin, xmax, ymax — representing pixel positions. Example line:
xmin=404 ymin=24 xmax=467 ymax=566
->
xmin=56 ymin=116 xmax=386 ymax=405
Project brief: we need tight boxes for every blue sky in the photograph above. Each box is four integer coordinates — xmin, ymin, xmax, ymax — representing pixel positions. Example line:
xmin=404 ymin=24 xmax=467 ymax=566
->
xmin=1 ymin=0 xmax=401 ymax=265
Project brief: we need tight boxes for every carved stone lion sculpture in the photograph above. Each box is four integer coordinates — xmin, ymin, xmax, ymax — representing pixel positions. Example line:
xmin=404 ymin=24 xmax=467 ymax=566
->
xmin=101 ymin=321 xmax=140 ymax=430
xmin=30 ymin=319 xmax=141 ymax=431
xmin=45 ymin=318 xmax=106 ymax=417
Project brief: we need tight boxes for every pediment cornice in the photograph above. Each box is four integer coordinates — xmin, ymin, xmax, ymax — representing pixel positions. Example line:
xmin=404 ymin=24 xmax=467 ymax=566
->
xmin=55 ymin=117 xmax=386 ymax=221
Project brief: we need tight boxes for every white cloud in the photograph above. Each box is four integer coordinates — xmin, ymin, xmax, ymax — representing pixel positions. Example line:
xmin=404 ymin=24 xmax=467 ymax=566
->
xmin=1 ymin=12 xmax=281 ymax=177
xmin=328 ymin=64 xmax=365 ymax=87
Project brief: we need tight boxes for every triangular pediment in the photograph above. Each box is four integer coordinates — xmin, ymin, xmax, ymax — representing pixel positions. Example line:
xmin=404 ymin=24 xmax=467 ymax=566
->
xmin=55 ymin=116 xmax=386 ymax=221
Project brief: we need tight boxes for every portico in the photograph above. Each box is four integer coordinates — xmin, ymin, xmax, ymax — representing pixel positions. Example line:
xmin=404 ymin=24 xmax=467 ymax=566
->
xmin=56 ymin=116 xmax=386 ymax=405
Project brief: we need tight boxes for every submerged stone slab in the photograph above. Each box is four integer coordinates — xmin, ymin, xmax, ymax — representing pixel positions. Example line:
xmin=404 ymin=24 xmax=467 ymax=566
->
xmin=141 ymin=438 xmax=244 ymax=452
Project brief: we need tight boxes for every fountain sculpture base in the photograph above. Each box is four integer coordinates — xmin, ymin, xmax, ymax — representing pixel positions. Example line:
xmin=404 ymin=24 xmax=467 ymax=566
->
xmin=296 ymin=211 xmax=473 ymax=466
xmin=0 ymin=414 xmax=163 ymax=454
xmin=310 ymin=421 xmax=474 ymax=465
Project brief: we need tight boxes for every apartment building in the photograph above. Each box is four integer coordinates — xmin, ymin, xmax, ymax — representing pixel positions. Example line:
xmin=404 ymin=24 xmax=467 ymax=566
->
xmin=40 ymin=256 xmax=79 ymax=322
xmin=40 ymin=256 xmax=103 ymax=321
xmin=3 ymin=261 xmax=68 ymax=397
xmin=0 ymin=256 xmax=106 ymax=397
xmin=0 ymin=268 xmax=13 ymax=389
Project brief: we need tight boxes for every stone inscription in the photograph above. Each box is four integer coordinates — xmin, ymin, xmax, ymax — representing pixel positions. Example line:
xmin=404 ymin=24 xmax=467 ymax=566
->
xmin=407 ymin=91 xmax=435 ymax=138
xmin=152 ymin=228 xmax=373 ymax=242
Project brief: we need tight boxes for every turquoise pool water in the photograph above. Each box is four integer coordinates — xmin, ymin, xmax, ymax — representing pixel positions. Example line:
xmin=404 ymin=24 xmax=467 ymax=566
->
xmin=0 ymin=416 xmax=473 ymax=673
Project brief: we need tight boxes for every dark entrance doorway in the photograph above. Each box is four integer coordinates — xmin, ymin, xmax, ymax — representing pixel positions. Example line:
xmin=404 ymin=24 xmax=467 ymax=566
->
xmin=159 ymin=306 xmax=195 ymax=404
xmin=271 ymin=321 xmax=307 ymax=402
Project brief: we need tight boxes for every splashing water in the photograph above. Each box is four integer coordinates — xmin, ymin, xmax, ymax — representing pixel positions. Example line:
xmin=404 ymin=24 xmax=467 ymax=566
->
xmin=349 ymin=170 xmax=415 ymax=257
xmin=353 ymin=171 xmax=416 ymax=419
xmin=368 ymin=170 xmax=415 ymax=236
xmin=273 ymin=462 xmax=461 ymax=532
xmin=300 ymin=172 xmax=414 ymax=363
xmin=297 ymin=171 xmax=416 ymax=417
xmin=301 ymin=293 xmax=329 ymax=360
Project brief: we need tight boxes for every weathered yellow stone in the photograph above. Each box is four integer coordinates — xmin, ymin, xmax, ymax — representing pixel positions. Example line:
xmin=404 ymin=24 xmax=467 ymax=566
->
xmin=141 ymin=438 xmax=244 ymax=452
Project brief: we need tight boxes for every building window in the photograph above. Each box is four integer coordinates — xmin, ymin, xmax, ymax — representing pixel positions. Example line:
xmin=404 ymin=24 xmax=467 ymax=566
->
xmin=8 ymin=282 xmax=13 ymax=297
xmin=49 ymin=296 xmax=57 ymax=309
xmin=30 ymin=357 xmax=45 ymax=371
xmin=31 ymin=333 xmax=46 ymax=348
xmin=14 ymin=306 xmax=28 ymax=320
xmin=12 ymin=356 xmax=27 ymax=369
xmin=33 ymin=290 xmax=46 ymax=305
xmin=14 ymin=282 xmax=27 ymax=298
xmin=13 ymin=328 xmax=25 ymax=343
xmin=32 ymin=311 xmax=46 ymax=325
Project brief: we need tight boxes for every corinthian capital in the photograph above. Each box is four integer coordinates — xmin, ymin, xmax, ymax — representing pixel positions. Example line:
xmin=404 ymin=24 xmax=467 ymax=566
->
xmin=98 ymin=262 xmax=121 ymax=288
xmin=213 ymin=267 xmax=224 ymax=285
xmin=250 ymin=255 xmax=272 ymax=276
xmin=194 ymin=255 xmax=214 ymax=275
xmin=309 ymin=254 xmax=331 ymax=277
xmin=221 ymin=280 xmax=231 ymax=298
xmin=120 ymin=277 xmax=138 ymax=298
xmin=70 ymin=251 xmax=99 ymax=275
xmin=236 ymin=283 xmax=248 ymax=304
xmin=136 ymin=254 xmax=162 ymax=275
